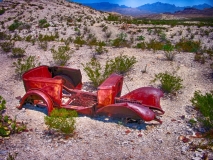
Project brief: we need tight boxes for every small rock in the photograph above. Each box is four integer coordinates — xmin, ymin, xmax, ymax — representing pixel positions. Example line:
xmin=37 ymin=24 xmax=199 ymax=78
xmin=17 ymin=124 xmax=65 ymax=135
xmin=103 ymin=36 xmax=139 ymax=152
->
xmin=194 ymin=151 xmax=203 ymax=158
xmin=0 ymin=150 xmax=8 ymax=155
xmin=181 ymin=146 xmax=188 ymax=155
xmin=158 ymin=139 xmax=163 ymax=143
xmin=122 ymin=141 xmax=128 ymax=145
xmin=192 ymin=157 xmax=202 ymax=160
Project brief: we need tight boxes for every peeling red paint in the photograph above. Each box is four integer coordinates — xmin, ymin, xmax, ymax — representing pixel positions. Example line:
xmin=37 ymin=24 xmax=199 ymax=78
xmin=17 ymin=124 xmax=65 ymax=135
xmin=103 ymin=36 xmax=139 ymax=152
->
xmin=17 ymin=66 xmax=165 ymax=123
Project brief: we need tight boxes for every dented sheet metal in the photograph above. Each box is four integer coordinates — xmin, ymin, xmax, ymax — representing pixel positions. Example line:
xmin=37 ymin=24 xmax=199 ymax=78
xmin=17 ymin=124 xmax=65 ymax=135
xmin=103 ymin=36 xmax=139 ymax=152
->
xmin=17 ymin=66 xmax=165 ymax=123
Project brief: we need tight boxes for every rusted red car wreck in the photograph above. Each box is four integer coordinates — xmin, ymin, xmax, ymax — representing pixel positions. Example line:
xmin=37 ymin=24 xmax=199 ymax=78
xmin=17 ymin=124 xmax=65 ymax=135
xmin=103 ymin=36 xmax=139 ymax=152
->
xmin=17 ymin=65 xmax=165 ymax=123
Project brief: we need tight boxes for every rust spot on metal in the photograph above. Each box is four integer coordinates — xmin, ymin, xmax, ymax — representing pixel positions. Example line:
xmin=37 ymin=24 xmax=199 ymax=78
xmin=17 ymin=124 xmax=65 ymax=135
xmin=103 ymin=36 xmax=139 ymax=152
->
xmin=17 ymin=65 xmax=165 ymax=123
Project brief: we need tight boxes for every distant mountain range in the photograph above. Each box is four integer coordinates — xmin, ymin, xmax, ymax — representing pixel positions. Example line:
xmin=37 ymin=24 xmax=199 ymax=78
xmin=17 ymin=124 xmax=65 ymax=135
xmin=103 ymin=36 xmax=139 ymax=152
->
xmin=75 ymin=1 xmax=212 ymax=16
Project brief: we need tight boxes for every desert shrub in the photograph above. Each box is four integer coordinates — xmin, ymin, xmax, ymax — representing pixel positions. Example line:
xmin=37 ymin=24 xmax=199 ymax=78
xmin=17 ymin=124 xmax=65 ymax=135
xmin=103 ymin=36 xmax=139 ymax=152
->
xmin=163 ymin=43 xmax=176 ymax=61
xmin=44 ymin=108 xmax=77 ymax=135
xmin=11 ymin=47 xmax=25 ymax=58
xmin=175 ymin=38 xmax=201 ymax=52
xmin=206 ymin=50 xmax=213 ymax=59
xmin=38 ymin=33 xmax=58 ymax=42
xmin=95 ymin=45 xmax=107 ymax=55
xmin=194 ymin=53 xmax=205 ymax=64
xmin=51 ymin=45 xmax=73 ymax=66
xmin=18 ymin=23 xmax=31 ymax=30
xmin=12 ymin=34 xmax=23 ymax=41
xmin=0 ymin=41 xmax=14 ymax=52
xmin=8 ymin=20 xmax=23 ymax=31
xmin=107 ymin=54 xmax=137 ymax=74
xmin=152 ymin=71 xmax=183 ymax=93
xmin=0 ymin=96 xmax=27 ymax=137
xmin=106 ymin=14 xmax=120 ymax=21
xmin=191 ymin=91 xmax=213 ymax=129
xmin=13 ymin=56 xmax=40 ymax=78
xmin=25 ymin=35 xmax=36 ymax=45
xmin=111 ymin=32 xmax=129 ymax=47
xmin=73 ymin=36 xmax=86 ymax=47
xmin=82 ymin=54 xmax=137 ymax=87
xmin=0 ymin=8 xmax=5 ymax=15
xmin=38 ymin=19 xmax=50 ymax=28
xmin=137 ymin=35 xmax=145 ymax=41
xmin=87 ymin=36 xmax=97 ymax=47
xmin=0 ymin=32 xmax=10 ymax=40
xmin=146 ymin=39 xmax=164 ymax=52
xmin=25 ymin=35 xmax=32 ymax=42
xmin=210 ymin=63 xmax=213 ymax=71
xmin=38 ymin=41 xmax=48 ymax=51
xmin=82 ymin=58 xmax=106 ymax=87
xmin=135 ymin=42 xmax=146 ymax=49
xmin=65 ymin=37 xmax=73 ymax=46
xmin=159 ymin=32 xmax=167 ymax=42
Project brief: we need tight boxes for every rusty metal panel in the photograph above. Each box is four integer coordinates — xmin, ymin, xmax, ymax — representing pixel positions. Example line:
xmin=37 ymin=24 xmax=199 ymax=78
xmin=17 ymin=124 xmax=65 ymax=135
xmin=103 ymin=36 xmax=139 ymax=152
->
xmin=22 ymin=65 xmax=52 ymax=91
xmin=97 ymin=73 xmax=123 ymax=108
xmin=19 ymin=66 xmax=164 ymax=123
xmin=49 ymin=66 xmax=82 ymax=89
xmin=23 ymin=77 xmax=63 ymax=106
xmin=17 ymin=89 xmax=54 ymax=115
xmin=120 ymin=87 xmax=164 ymax=113
xmin=96 ymin=102 xmax=161 ymax=123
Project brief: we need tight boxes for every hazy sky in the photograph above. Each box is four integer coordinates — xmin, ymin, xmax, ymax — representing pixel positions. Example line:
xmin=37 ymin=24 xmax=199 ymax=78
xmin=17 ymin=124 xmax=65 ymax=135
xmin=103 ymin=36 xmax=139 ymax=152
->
xmin=72 ymin=0 xmax=213 ymax=7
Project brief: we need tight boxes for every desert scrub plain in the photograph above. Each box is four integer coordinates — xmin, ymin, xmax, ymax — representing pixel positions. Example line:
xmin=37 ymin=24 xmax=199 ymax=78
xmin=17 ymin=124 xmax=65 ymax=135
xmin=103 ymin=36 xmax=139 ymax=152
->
xmin=0 ymin=0 xmax=213 ymax=159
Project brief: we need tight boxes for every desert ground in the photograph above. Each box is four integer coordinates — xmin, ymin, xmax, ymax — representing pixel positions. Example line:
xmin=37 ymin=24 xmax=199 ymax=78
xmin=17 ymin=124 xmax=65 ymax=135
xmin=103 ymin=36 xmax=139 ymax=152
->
xmin=0 ymin=0 xmax=213 ymax=159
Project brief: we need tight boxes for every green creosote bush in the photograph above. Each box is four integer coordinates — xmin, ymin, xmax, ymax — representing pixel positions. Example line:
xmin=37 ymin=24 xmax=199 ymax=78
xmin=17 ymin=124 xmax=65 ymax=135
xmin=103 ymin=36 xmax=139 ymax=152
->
xmin=38 ymin=19 xmax=50 ymax=28
xmin=175 ymin=38 xmax=201 ymax=52
xmin=0 ymin=41 xmax=14 ymax=53
xmin=25 ymin=35 xmax=36 ymax=45
xmin=13 ymin=55 xmax=40 ymax=78
xmin=0 ymin=32 xmax=10 ymax=40
xmin=38 ymin=41 xmax=48 ymax=51
xmin=73 ymin=36 xmax=86 ymax=47
xmin=111 ymin=32 xmax=129 ymax=47
xmin=0 ymin=96 xmax=27 ymax=137
xmin=108 ymin=54 xmax=137 ymax=74
xmin=146 ymin=39 xmax=164 ymax=52
xmin=44 ymin=108 xmax=77 ymax=135
xmin=152 ymin=71 xmax=183 ymax=94
xmin=6 ymin=152 xmax=18 ymax=160
xmin=12 ymin=34 xmax=23 ymax=41
xmin=51 ymin=45 xmax=73 ymax=66
xmin=87 ymin=36 xmax=97 ymax=47
xmin=135 ymin=42 xmax=146 ymax=49
xmin=0 ymin=8 xmax=5 ymax=15
xmin=25 ymin=35 xmax=32 ymax=42
xmin=194 ymin=53 xmax=205 ymax=64
xmin=159 ymin=32 xmax=167 ymax=42
xmin=191 ymin=91 xmax=213 ymax=129
xmin=163 ymin=43 xmax=176 ymax=61
xmin=8 ymin=20 xmax=23 ymax=31
xmin=82 ymin=54 xmax=137 ymax=87
xmin=82 ymin=58 xmax=106 ymax=87
xmin=95 ymin=45 xmax=108 ymax=55
xmin=137 ymin=35 xmax=145 ymax=41
xmin=65 ymin=37 xmax=73 ymax=46
xmin=188 ymin=118 xmax=197 ymax=127
xmin=11 ymin=47 xmax=25 ymax=58
xmin=38 ymin=33 xmax=59 ymax=42
xmin=210 ymin=63 xmax=213 ymax=71
xmin=106 ymin=14 xmax=120 ymax=21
